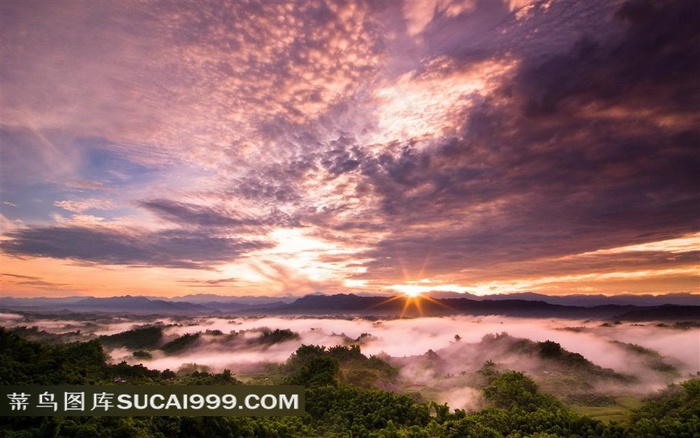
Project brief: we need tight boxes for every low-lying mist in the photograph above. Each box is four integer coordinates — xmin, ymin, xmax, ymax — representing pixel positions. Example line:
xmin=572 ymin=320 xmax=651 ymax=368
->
xmin=2 ymin=312 xmax=698 ymax=410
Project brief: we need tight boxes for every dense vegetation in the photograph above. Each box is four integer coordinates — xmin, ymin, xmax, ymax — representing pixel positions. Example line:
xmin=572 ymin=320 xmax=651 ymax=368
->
xmin=1 ymin=327 xmax=698 ymax=437
xmin=256 ymin=328 xmax=301 ymax=345
xmin=161 ymin=333 xmax=201 ymax=355
xmin=99 ymin=326 xmax=164 ymax=350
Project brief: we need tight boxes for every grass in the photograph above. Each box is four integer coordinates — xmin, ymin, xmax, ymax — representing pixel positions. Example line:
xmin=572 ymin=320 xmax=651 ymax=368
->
xmin=614 ymin=395 xmax=645 ymax=410
xmin=570 ymin=396 xmax=644 ymax=424
xmin=571 ymin=405 xmax=629 ymax=423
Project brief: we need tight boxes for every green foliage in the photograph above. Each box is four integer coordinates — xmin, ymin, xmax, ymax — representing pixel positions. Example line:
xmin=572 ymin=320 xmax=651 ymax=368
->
xmin=537 ymin=340 xmax=595 ymax=368
xmin=99 ymin=326 xmax=163 ymax=350
xmin=305 ymin=385 xmax=432 ymax=436
xmin=477 ymin=360 xmax=501 ymax=385
xmin=176 ymin=368 xmax=240 ymax=386
xmin=2 ymin=328 xmax=699 ymax=438
xmin=284 ymin=344 xmax=398 ymax=389
xmin=537 ymin=340 xmax=563 ymax=358
xmin=287 ymin=355 xmax=340 ymax=387
xmin=564 ymin=393 xmax=616 ymax=406
xmin=627 ymin=378 xmax=700 ymax=437
xmin=109 ymin=361 xmax=162 ymax=381
xmin=9 ymin=325 xmax=83 ymax=344
xmin=257 ymin=328 xmax=301 ymax=345
xmin=610 ymin=341 xmax=679 ymax=376
xmin=132 ymin=350 xmax=152 ymax=359
xmin=475 ymin=372 xmax=628 ymax=436
xmin=0 ymin=327 xmax=108 ymax=385
xmin=0 ymin=327 xmax=234 ymax=386
xmin=483 ymin=371 xmax=561 ymax=412
xmin=482 ymin=333 xmax=635 ymax=391
xmin=161 ymin=333 xmax=200 ymax=355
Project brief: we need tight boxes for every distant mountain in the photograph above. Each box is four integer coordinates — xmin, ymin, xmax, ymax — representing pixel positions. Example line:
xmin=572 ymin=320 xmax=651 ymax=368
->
xmin=615 ymin=305 xmax=700 ymax=321
xmin=71 ymin=296 xmax=214 ymax=314
xmin=192 ymin=300 xmax=290 ymax=312
xmin=75 ymin=296 xmax=159 ymax=308
xmin=169 ymin=294 xmax=296 ymax=305
xmin=2 ymin=293 xmax=698 ymax=320
xmin=425 ymin=291 xmax=700 ymax=307
xmin=280 ymin=294 xmax=641 ymax=319
xmin=2 ymin=295 xmax=212 ymax=315
xmin=284 ymin=293 xmax=390 ymax=311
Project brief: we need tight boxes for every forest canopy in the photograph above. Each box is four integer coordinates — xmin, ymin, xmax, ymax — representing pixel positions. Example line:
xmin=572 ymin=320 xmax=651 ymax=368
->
xmin=1 ymin=327 xmax=698 ymax=437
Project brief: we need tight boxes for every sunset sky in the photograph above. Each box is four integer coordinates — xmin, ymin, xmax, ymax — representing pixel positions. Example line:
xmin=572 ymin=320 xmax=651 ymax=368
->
xmin=1 ymin=0 xmax=698 ymax=298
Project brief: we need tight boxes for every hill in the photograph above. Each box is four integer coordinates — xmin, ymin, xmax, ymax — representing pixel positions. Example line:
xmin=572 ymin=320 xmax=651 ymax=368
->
xmin=2 ymin=293 xmax=699 ymax=321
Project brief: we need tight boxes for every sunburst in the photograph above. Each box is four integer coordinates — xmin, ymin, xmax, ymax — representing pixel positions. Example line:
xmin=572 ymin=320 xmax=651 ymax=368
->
xmin=371 ymin=254 xmax=454 ymax=316
xmin=370 ymin=290 xmax=451 ymax=317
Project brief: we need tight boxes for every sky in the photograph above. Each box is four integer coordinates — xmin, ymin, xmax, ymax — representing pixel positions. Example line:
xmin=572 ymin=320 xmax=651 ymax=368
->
xmin=1 ymin=0 xmax=698 ymax=298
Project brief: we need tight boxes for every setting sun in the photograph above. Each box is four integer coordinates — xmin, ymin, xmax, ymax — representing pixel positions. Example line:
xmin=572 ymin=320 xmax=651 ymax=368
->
xmin=393 ymin=284 xmax=425 ymax=297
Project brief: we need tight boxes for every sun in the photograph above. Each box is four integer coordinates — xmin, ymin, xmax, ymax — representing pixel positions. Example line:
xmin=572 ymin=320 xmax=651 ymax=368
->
xmin=371 ymin=283 xmax=452 ymax=317
xmin=393 ymin=284 xmax=425 ymax=298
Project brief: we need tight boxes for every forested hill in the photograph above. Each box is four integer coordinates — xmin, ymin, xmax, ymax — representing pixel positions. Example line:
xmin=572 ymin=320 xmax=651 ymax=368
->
xmin=1 ymin=328 xmax=698 ymax=437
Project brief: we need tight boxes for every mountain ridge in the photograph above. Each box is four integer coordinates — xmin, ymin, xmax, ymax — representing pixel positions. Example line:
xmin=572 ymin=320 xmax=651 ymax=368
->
xmin=2 ymin=293 xmax=699 ymax=320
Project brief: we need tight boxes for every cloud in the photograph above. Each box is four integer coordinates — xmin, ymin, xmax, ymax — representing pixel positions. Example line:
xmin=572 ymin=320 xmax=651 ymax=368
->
xmin=140 ymin=199 xmax=299 ymax=229
xmin=0 ymin=125 xmax=80 ymax=188
xmin=514 ymin=2 xmax=700 ymax=119
xmin=1 ymin=272 xmax=69 ymax=289
xmin=0 ymin=214 xmax=20 ymax=234
xmin=1 ymin=0 xmax=384 ymax=175
xmin=54 ymin=198 xmax=115 ymax=213
xmin=345 ymin=0 xmax=700 ymax=285
xmin=575 ymin=233 xmax=700 ymax=256
xmin=1 ymin=226 xmax=271 ymax=269
xmin=177 ymin=277 xmax=240 ymax=288
xmin=1 ymin=0 xmax=697 ymax=295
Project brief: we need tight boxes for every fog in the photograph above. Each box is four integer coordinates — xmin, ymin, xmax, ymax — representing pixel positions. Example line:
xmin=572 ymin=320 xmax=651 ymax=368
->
xmin=150 ymin=315 xmax=699 ymax=374
xmin=3 ymin=313 xmax=698 ymax=410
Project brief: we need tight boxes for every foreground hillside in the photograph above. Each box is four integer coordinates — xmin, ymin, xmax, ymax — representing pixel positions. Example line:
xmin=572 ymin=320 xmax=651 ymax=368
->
xmin=1 ymin=327 xmax=698 ymax=437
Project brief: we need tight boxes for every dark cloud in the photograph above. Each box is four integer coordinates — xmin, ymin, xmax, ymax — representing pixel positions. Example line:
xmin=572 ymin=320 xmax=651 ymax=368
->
xmin=324 ymin=154 xmax=361 ymax=176
xmin=350 ymin=0 xmax=700 ymax=280
xmin=319 ymin=143 xmax=365 ymax=177
xmin=231 ymin=156 xmax=318 ymax=204
xmin=515 ymin=0 xmax=700 ymax=117
xmin=234 ymin=177 xmax=302 ymax=204
xmin=1 ymin=273 xmax=38 ymax=280
xmin=420 ymin=0 xmax=511 ymax=61
xmin=140 ymin=199 xmax=300 ymax=229
xmin=141 ymin=199 xmax=249 ymax=227
xmin=418 ymin=0 xmax=624 ymax=70
xmin=2 ymin=226 xmax=271 ymax=269
xmin=0 ymin=273 xmax=68 ymax=288
xmin=229 ymin=141 xmax=366 ymax=206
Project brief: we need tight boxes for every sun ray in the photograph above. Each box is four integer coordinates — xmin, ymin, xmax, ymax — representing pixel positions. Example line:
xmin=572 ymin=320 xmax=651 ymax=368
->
xmin=419 ymin=294 xmax=453 ymax=311
xmin=376 ymin=252 xmax=455 ymax=316
xmin=398 ymin=257 xmax=410 ymax=285
xmin=400 ymin=297 xmax=413 ymax=317
xmin=416 ymin=250 xmax=432 ymax=279
xmin=367 ymin=294 xmax=404 ymax=309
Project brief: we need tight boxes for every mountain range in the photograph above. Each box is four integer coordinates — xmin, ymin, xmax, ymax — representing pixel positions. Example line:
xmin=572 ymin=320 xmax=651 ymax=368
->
xmin=1 ymin=292 xmax=698 ymax=320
